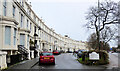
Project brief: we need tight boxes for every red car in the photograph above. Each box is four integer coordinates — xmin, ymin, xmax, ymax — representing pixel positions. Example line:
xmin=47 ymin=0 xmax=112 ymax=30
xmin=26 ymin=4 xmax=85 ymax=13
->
xmin=53 ymin=50 xmax=60 ymax=55
xmin=39 ymin=52 xmax=55 ymax=65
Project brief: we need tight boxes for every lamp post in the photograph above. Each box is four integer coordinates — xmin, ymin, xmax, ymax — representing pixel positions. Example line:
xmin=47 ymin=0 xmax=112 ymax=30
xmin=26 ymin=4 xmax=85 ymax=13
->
xmin=98 ymin=0 xmax=101 ymax=50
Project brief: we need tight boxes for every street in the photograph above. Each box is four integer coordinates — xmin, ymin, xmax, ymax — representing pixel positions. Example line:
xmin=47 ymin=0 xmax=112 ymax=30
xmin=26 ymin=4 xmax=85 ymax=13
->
xmin=107 ymin=53 xmax=119 ymax=68
xmin=31 ymin=53 xmax=107 ymax=69
xmin=7 ymin=53 xmax=120 ymax=69
xmin=0 ymin=0 xmax=120 ymax=70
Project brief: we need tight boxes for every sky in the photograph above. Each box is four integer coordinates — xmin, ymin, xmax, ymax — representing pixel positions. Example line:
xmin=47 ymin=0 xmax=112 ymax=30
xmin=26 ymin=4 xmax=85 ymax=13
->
xmin=28 ymin=0 xmax=119 ymax=47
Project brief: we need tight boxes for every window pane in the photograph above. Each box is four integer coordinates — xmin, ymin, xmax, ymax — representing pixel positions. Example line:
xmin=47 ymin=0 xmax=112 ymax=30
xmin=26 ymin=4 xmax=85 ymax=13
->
xmin=13 ymin=6 xmax=15 ymax=17
xmin=27 ymin=19 xmax=29 ymax=29
xmin=20 ymin=34 xmax=25 ymax=46
xmin=5 ymin=26 xmax=11 ymax=45
xmin=30 ymin=23 xmax=32 ymax=31
xmin=27 ymin=35 xmax=29 ymax=48
xmin=3 ymin=0 xmax=7 ymax=16
xmin=14 ymin=28 xmax=16 ymax=45
xmin=34 ymin=26 xmax=36 ymax=33
xmin=3 ymin=7 xmax=6 ymax=16
xmin=20 ymin=14 xmax=23 ymax=28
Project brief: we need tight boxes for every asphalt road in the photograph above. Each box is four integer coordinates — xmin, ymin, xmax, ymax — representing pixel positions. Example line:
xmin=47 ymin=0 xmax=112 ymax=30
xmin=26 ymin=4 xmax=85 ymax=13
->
xmin=31 ymin=53 xmax=107 ymax=69
xmin=107 ymin=53 xmax=119 ymax=68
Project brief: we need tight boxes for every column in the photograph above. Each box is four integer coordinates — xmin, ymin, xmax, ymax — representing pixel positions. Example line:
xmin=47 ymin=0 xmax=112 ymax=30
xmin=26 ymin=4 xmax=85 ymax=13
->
xmin=31 ymin=50 xmax=34 ymax=59
xmin=25 ymin=35 xmax=27 ymax=49
xmin=10 ymin=51 xmax=13 ymax=55
xmin=37 ymin=51 xmax=39 ymax=57
xmin=28 ymin=50 xmax=31 ymax=60
xmin=40 ymin=43 xmax=43 ymax=51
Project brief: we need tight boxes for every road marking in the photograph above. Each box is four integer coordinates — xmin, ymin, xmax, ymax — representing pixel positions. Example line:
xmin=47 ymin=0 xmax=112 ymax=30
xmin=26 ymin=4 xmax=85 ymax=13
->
xmin=42 ymin=67 xmax=45 ymax=68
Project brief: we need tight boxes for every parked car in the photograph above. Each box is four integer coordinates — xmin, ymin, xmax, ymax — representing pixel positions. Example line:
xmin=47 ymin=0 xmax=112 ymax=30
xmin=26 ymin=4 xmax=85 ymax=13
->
xmin=60 ymin=50 xmax=65 ymax=53
xmin=77 ymin=51 xmax=83 ymax=58
xmin=66 ymin=51 xmax=73 ymax=53
xmin=74 ymin=51 xmax=78 ymax=53
xmin=53 ymin=50 xmax=60 ymax=55
xmin=39 ymin=52 xmax=55 ymax=65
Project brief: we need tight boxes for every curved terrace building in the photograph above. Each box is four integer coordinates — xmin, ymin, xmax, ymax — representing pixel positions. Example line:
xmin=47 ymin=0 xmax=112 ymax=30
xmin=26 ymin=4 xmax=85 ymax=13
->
xmin=0 ymin=0 xmax=88 ymax=59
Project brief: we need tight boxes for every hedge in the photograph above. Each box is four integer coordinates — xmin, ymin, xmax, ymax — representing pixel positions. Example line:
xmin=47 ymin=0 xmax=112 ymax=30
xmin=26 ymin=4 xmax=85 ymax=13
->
xmin=77 ymin=50 xmax=109 ymax=65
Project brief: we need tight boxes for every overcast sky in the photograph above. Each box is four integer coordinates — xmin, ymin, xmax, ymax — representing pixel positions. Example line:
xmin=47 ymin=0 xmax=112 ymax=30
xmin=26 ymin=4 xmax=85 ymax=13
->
xmin=28 ymin=0 xmax=119 ymax=47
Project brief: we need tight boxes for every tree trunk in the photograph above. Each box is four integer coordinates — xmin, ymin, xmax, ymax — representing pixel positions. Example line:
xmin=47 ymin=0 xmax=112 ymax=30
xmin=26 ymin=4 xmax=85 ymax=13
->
xmin=96 ymin=31 xmax=100 ymax=50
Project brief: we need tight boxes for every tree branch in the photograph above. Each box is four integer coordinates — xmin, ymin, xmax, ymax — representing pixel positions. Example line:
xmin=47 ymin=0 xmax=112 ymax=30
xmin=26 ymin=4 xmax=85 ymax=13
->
xmin=99 ymin=10 xmax=109 ymax=31
xmin=105 ymin=20 xmax=118 ymax=24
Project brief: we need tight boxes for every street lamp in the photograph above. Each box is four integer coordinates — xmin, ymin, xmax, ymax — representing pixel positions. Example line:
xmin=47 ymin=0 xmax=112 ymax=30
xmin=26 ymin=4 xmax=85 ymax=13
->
xmin=118 ymin=2 xmax=120 ymax=49
xmin=98 ymin=0 xmax=101 ymax=50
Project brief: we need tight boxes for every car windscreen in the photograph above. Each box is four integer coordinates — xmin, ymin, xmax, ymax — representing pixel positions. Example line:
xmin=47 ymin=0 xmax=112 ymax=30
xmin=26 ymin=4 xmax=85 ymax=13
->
xmin=42 ymin=53 xmax=53 ymax=56
xmin=53 ymin=50 xmax=58 ymax=52
xmin=78 ymin=51 xmax=82 ymax=53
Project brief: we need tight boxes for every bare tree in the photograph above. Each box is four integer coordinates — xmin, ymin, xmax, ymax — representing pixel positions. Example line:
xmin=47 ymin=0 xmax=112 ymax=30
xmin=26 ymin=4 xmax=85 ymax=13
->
xmin=86 ymin=0 xmax=119 ymax=50
xmin=87 ymin=33 xmax=97 ymax=50
xmin=100 ymin=26 xmax=117 ymax=44
xmin=87 ymin=33 xmax=110 ymax=51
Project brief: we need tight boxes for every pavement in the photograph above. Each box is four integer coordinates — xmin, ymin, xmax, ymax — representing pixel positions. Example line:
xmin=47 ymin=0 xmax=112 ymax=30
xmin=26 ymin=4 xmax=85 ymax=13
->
xmin=107 ymin=53 xmax=120 ymax=69
xmin=7 ymin=57 xmax=39 ymax=69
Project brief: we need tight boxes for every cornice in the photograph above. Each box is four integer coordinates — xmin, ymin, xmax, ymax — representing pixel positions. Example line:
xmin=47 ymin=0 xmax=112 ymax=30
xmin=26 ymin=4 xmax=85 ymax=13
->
xmin=0 ymin=16 xmax=19 ymax=25
xmin=18 ymin=27 xmax=30 ymax=33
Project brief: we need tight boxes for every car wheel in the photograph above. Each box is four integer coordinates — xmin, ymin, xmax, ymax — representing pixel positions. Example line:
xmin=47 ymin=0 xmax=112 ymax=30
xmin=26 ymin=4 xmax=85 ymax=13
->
xmin=39 ymin=61 xmax=42 ymax=65
xmin=52 ymin=62 xmax=55 ymax=65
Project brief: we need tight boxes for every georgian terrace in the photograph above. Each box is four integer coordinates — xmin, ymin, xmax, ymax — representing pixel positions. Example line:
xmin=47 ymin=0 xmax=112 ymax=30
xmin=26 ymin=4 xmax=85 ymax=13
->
xmin=0 ymin=0 xmax=88 ymax=59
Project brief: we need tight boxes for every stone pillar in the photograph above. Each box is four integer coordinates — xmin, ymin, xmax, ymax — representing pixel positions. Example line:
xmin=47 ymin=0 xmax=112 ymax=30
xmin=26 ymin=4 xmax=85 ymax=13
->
xmin=63 ymin=47 xmax=65 ymax=52
xmin=37 ymin=50 xmax=39 ymax=57
xmin=51 ymin=45 xmax=53 ymax=52
xmin=57 ymin=46 xmax=59 ymax=51
xmin=24 ymin=35 xmax=27 ymax=49
xmin=28 ymin=50 xmax=31 ymax=60
xmin=50 ymin=45 xmax=52 ymax=52
xmin=47 ymin=44 xmax=48 ymax=51
xmin=40 ymin=43 xmax=43 ymax=51
xmin=31 ymin=50 xmax=34 ymax=59
xmin=10 ymin=51 xmax=13 ymax=55
xmin=0 ymin=51 xmax=7 ymax=69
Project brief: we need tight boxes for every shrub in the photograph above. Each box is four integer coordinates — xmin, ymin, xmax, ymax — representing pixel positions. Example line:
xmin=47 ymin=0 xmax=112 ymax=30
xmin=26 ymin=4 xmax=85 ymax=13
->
xmin=77 ymin=50 xmax=109 ymax=65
